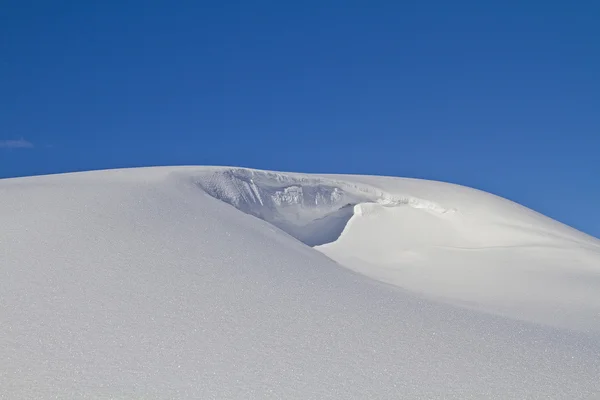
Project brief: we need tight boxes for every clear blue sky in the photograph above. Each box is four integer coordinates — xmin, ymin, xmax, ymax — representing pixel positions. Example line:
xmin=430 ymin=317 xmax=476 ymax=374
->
xmin=1 ymin=1 xmax=599 ymax=238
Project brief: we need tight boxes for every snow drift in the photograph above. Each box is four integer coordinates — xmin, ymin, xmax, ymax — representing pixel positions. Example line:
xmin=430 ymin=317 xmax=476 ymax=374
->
xmin=1 ymin=166 xmax=600 ymax=399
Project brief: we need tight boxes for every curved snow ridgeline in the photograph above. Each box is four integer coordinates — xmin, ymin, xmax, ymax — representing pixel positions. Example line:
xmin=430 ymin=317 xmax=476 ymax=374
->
xmin=193 ymin=168 xmax=453 ymax=246
xmin=2 ymin=166 xmax=600 ymax=399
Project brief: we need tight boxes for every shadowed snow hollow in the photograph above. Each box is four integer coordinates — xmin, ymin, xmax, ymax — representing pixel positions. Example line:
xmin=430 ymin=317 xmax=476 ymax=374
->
xmin=194 ymin=168 xmax=452 ymax=246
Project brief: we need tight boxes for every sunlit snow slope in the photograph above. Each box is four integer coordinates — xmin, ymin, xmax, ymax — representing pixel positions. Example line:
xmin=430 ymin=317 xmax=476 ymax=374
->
xmin=1 ymin=166 xmax=600 ymax=399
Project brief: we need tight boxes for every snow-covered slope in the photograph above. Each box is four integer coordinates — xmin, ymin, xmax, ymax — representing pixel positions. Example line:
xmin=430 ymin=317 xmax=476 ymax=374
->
xmin=1 ymin=166 xmax=600 ymax=399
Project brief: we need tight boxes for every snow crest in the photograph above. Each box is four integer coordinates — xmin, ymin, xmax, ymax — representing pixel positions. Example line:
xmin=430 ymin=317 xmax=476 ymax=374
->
xmin=193 ymin=168 xmax=452 ymax=246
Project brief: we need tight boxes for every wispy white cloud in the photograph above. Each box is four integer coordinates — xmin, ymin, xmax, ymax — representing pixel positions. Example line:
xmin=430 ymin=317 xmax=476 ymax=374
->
xmin=0 ymin=139 xmax=34 ymax=149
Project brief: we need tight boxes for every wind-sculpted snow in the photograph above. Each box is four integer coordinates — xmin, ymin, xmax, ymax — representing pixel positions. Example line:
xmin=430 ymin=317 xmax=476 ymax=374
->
xmin=1 ymin=166 xmax=600 ymax=399
xmin=194 ymin=168 xmax=452 ymax=245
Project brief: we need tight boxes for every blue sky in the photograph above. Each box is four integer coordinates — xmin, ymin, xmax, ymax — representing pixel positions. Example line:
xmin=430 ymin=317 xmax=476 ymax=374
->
xmin=1 ymin=0 xmax=599 ymax=238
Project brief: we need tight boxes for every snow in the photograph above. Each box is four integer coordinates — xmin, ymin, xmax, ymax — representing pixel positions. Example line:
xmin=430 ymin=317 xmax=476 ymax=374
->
xmin=1 ymin=166 xmax=600 ymax=399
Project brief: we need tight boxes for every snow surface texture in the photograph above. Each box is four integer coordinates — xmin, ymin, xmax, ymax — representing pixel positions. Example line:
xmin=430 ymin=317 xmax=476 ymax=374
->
xmin=1 ymin=166 xmax=600 ymax=399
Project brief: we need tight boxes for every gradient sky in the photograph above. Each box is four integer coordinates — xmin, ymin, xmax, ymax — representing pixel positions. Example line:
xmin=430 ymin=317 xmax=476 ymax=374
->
xmin=1 ymin=1 xmax=599 ymax=238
